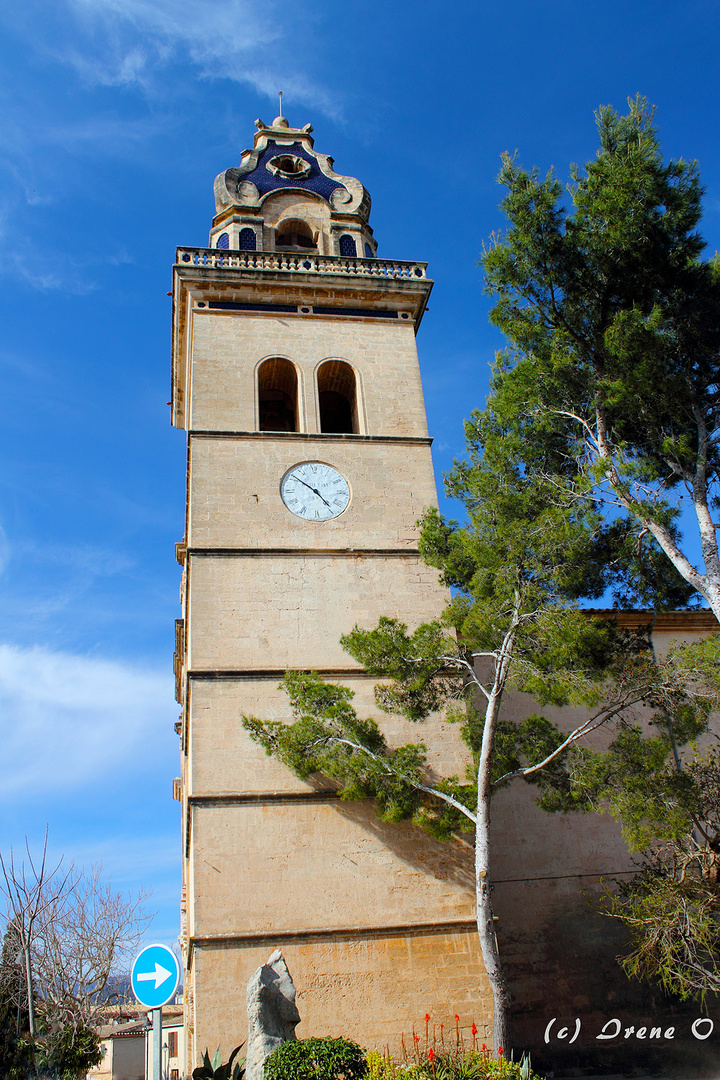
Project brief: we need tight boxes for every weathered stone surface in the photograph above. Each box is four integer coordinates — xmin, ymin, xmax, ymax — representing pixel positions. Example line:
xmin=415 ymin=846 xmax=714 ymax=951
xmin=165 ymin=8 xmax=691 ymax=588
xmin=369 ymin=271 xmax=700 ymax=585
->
xmin=245 ymin=949 xmax=300 ymax=1080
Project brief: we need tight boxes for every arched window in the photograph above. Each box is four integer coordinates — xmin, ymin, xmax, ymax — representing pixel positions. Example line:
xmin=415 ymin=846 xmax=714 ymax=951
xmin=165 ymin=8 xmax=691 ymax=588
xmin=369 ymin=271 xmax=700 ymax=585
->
xmin=317 ymin=360 xmax=358 ymax=435
xmin=239 ymin=228 xmax=257 ymax=251
xmin=216 ymin=232 xmax=229 ymax=249
xmin=275 ymin=220 xmax=317 ymax=251
xmin=339 ymin=234 xmax=356 ymax=257
xmin=364 ymin=242 xmax=373 ymax=258
xmin=258 ymin=358 xmax=298 ymax=432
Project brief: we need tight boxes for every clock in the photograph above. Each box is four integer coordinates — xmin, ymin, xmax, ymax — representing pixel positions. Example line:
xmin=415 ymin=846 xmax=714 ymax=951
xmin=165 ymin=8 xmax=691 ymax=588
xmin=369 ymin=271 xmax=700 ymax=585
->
xmin=280 ymin=462 xmax=350 ymax=521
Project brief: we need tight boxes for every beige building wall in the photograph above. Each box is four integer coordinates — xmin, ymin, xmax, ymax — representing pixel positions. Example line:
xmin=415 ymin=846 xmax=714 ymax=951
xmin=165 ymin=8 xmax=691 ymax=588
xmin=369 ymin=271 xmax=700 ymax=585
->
xmin=172 ymin=222 xmax=494 ymax=1067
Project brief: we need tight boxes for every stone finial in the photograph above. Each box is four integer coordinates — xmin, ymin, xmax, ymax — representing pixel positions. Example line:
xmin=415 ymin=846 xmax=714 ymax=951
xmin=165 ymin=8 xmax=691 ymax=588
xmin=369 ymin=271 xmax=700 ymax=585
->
xmin=245 ymin=949 xmax=300 ymax=1080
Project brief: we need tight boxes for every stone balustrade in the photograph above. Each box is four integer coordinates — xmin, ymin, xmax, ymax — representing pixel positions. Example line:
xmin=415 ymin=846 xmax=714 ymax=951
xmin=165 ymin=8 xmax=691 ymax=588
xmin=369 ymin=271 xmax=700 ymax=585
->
xmin=176 ymin=247 xmax=429 ymax=280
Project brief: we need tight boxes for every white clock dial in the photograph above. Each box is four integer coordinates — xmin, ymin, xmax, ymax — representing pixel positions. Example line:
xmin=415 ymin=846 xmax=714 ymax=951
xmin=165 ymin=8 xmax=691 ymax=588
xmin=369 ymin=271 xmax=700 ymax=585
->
xmin=280 ymin=462 xmax=351 ymax=521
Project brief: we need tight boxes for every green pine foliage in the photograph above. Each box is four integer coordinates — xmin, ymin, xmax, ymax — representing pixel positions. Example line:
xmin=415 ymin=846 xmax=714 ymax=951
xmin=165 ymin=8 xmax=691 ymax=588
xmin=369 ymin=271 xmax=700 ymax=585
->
xmin=481 ymin=94 xmax=720 ymax=615
xmin=603 ymin=854 xmax=720 ymax=1003
xmin=475 ymin=96 xmax=720 ymax=999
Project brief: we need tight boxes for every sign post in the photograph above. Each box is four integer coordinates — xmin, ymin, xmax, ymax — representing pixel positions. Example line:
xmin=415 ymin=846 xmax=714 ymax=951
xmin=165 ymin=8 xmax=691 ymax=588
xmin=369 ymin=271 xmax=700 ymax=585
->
xmin=130 ymin=944 xmax=181 ymax=1080
xmin=153 ymin=1006 xmax=162 ymax=1080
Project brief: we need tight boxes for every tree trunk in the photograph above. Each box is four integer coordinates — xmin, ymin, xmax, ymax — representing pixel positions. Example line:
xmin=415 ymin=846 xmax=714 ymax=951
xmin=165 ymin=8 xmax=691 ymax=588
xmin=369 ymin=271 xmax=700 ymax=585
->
xmin=22 ymin=939 xmax=35 ymax=1039
xmin=475 ymin=779 xmax=509 ymax=1055
xmin=473 ymin=617 xmax=517 ymax=1058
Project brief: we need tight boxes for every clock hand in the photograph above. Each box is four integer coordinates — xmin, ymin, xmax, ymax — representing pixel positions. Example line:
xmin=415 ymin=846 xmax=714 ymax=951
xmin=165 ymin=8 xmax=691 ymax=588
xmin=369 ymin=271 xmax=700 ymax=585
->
xmin=296 ymin=477 xmax=332 ymax=508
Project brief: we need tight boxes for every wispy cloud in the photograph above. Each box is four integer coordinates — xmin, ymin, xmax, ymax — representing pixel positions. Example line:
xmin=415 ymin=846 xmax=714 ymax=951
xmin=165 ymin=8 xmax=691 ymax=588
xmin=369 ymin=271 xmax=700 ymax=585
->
xmin=65 ymin=0 xmax=282 ymax=82
xmin=6 ymin=0 xmax=339 ymax=117
xmin=0 ymin=105 xmax=167 ymax=291
xmin=0 ymin=0 xmax=340 ymax=290
xmin=0 ymin=644 xmax=175 ymax=797
xmin=0 ymin=254 xmax=101 ymax=294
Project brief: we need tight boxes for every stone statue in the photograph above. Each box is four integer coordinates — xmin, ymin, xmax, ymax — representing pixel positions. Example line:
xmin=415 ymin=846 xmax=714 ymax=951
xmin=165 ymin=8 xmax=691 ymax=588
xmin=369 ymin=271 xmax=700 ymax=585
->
xmin=245 ymin=949 xmax=300 ymax=1080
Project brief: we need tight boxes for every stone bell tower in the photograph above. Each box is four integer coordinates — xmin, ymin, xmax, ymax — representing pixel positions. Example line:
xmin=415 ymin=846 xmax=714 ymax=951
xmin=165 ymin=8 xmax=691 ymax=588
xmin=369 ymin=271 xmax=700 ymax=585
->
xmin=171 ymin=113 xmax=492 ymax=1068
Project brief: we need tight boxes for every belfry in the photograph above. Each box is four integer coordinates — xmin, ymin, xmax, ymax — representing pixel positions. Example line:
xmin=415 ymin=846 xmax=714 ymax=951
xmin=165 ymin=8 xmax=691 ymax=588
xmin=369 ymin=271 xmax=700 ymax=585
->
xmin=171 ymin=114 xmax=492 ymax=1068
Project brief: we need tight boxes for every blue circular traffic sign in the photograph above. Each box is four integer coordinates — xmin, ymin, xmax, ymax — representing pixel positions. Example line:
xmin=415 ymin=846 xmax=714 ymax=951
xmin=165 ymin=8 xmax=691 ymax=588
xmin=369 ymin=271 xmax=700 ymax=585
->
xmin=131 ymin=944 xmax=181 ymax=1009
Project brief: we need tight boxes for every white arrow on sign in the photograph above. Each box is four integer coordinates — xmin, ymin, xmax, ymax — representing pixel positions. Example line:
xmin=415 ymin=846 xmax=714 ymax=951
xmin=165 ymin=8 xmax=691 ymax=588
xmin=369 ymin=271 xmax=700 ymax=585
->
xmin=136 ymin=963 xmax=172 ymax=990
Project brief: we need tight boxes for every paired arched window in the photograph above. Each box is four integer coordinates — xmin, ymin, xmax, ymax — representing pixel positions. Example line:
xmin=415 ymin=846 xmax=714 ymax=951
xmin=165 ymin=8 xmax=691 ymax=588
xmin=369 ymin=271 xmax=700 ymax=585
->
xmin=257 ymin=358 xmax=298 ymax=432
xmin=215 ymin=229 xmax=256 ymax=250
xmin=256 ymin=358 xmax=360 ymax=435
xmin=317 ymin=360 xmax=358 ymax=434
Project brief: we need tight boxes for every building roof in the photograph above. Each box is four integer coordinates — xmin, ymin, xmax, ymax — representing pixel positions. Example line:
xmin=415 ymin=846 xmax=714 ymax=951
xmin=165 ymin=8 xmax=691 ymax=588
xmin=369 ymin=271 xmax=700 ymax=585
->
xmin=585 ymin=608 xmax=718 ymax=630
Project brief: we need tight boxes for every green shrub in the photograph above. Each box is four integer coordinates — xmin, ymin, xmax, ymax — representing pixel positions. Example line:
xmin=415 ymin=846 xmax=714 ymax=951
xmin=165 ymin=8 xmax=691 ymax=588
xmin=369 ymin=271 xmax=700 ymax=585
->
xmin=41 ymin=1022 xmax=104 ymax=1080
xmin=264 ymin=1036 xmax=367 ymax=1080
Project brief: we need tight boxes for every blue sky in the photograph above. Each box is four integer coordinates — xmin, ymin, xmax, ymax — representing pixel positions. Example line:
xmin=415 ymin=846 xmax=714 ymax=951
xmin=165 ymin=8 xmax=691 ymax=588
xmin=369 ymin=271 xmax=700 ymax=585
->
xmin=1 ymin=0 xmax=720 ymax=950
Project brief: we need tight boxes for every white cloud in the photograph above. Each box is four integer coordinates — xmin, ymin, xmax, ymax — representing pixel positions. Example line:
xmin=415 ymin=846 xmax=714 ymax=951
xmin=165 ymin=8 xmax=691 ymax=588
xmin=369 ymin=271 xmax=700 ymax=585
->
xmin=68 ymin=0 xmax=281 ymax=67
xmin=0 ymin=644 xmax=175 ymax=797
xmin=30 ymin=0 xmax=339 ymax=116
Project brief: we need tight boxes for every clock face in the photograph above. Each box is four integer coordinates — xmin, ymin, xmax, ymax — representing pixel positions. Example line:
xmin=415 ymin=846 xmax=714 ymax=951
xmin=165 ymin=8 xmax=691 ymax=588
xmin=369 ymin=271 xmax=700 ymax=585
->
xmin=280 ymin=462 xmax=350 ymax=521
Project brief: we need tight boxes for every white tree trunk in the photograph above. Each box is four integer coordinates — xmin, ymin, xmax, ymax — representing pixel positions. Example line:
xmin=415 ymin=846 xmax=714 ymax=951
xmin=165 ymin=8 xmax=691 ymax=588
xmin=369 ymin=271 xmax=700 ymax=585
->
xmin=471 ymin=616 xmax=519 ymax=1056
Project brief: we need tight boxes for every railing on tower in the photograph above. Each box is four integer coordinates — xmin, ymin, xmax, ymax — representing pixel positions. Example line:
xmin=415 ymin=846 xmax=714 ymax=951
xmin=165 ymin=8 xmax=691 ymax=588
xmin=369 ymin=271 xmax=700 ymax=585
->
xmin=175 ymin=248 xmax=429 ymax=280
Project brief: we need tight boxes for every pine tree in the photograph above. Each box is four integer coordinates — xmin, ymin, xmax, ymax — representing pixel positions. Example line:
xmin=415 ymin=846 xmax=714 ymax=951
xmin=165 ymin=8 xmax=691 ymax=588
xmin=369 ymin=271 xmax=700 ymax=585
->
xmin=482 ymin=95 xmax=720 ymax=618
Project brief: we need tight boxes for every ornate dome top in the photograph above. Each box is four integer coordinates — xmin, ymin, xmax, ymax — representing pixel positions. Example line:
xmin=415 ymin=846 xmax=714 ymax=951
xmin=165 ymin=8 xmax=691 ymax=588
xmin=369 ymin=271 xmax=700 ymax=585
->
xmin=213 ymin=116 xmax=371 ymax=222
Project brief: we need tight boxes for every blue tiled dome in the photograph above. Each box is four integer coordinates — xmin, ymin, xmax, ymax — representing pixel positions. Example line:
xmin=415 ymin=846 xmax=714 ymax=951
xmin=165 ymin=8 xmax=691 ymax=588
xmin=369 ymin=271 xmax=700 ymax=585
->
xmin=242 ymin=140 xmax=344 ymax=202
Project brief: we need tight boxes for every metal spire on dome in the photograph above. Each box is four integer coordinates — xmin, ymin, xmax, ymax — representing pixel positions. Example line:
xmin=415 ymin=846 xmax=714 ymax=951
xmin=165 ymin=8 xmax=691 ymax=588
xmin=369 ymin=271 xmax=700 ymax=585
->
xmin=271 ymin=90 xmax=289 ymax=128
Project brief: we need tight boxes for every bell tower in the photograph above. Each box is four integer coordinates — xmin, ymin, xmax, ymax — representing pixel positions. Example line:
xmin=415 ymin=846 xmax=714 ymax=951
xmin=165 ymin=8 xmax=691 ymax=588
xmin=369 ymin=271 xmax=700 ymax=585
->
xmin=171 ymin=114 xmax=491 ymax=1066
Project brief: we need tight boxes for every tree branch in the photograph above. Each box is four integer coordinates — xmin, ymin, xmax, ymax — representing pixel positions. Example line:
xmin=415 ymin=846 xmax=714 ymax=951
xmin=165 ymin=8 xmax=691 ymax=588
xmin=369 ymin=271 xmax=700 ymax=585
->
xmin=312 ymin=736 xmax=478 ymax=825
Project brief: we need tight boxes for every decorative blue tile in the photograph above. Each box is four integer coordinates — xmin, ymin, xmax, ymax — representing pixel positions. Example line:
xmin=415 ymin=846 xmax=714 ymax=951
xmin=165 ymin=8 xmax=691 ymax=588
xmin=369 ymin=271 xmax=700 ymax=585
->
xmin=339 ymin=234 xmax=357 ymax=256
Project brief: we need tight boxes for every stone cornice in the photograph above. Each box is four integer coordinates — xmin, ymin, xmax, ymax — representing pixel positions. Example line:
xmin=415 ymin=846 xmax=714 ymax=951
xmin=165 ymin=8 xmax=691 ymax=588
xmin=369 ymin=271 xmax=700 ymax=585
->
xmin=187 ymin=919 xmax=478 ymax=965
xmin=186 ymin=431 xmax=433 ymax=444
xmin=587 ymin=609 xmax=718 ymax=630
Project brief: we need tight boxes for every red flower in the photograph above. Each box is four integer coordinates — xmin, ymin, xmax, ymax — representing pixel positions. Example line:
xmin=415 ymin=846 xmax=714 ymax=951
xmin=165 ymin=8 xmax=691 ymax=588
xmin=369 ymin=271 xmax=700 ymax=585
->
xmin=440 ymin=1023 xmax=444 ymax=1030
xmin=425 ymin=1013 xmax=430 ymax=1022
xmin=482 ymin=1044 xmax=487 ymax=1051
xmin=454 ymin=1014 xmax=459 ymax=1022
xmin=471 ymin=1023 xmax=477 ymax=1036
xmin=498 ymin=1047 xmax=503 ymax=1055
xmin=428 ymin=1049 xmax=436 ymax=1062
xmin=414 ymin=1034 xmax=419 ymax=1043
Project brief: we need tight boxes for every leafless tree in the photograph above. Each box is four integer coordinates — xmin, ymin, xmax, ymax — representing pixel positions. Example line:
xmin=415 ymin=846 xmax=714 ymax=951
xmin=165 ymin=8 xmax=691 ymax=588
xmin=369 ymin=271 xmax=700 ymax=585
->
xmin=0 ymin=832 xmax=153 ymax=1042
xmin=0 ymin=830 xmax=69 ymax=1039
